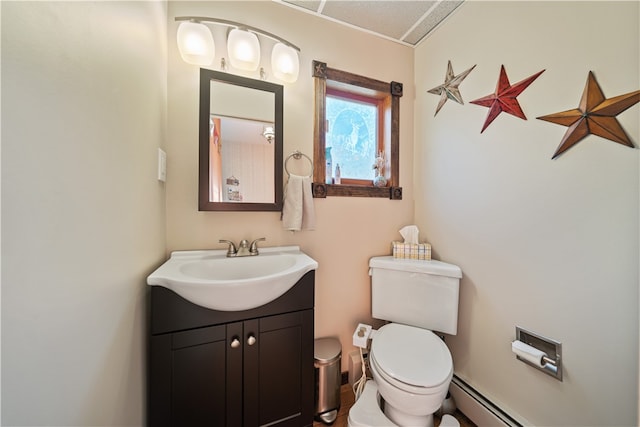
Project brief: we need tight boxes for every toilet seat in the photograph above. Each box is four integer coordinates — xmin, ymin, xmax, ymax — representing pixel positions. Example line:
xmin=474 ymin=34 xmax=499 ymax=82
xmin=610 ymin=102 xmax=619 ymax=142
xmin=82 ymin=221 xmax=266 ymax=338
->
xmin=371 ymin=323 xmax=452 ymax=395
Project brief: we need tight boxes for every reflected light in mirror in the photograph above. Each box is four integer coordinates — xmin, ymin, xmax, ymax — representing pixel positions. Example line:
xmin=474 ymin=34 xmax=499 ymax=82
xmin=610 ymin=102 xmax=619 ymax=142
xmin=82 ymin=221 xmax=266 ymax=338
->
xmin=177 ymin=22 xmax=215 ymax=65
xmin=228 ymin=28 xmax=260 ymax=71
xmin=262 ymin=125 xmax=275 ymax=143
xmin=271 ymin=43 xmax=299 ymax=83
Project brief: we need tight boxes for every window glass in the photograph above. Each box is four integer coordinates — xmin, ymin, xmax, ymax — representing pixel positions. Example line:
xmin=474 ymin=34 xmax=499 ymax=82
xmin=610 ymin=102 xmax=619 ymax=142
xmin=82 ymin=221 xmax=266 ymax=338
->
xmin=326 ymin=95 xmax=378 ymax=180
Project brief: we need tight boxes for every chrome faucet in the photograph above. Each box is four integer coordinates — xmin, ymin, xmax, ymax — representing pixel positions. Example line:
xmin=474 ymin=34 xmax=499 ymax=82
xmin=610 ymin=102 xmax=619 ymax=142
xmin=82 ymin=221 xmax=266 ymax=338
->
xmin=219 ymin=238 xmax=266 ymax=257
xmin=237 ymin=239 xmax=251 ymax=256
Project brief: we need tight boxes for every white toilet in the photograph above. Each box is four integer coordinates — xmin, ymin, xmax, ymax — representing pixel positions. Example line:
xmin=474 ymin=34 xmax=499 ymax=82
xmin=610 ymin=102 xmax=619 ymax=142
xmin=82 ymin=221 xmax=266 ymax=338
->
xmin=348 ymin=256 xmax=462 ymax=427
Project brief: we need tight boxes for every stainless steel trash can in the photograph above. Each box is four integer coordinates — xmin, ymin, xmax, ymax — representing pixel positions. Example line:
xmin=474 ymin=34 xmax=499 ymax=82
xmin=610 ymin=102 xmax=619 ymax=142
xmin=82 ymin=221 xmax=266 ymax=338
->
xmin=314 ymin=337 xmax=342 ymax=424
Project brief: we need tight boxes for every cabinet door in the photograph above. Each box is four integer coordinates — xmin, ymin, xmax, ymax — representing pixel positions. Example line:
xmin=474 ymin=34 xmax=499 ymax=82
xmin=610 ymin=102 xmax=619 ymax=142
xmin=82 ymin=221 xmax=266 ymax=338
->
xmin=226 ymin=321 xmax=244 ymax=426
xmin=171 ymin=325 xmax=228 ymax=426
xmin=245 ymin=310 xmax=314 ymax=427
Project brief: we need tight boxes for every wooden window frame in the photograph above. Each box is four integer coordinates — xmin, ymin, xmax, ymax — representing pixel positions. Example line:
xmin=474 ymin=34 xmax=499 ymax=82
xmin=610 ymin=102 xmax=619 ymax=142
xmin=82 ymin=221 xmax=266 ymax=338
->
xmin=311 ymin=60 xmax=403 ymax=199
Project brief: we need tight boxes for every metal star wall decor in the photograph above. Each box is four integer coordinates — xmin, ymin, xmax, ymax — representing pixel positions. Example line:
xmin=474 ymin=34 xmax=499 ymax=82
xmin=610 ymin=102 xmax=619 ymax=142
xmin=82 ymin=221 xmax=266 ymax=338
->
xmin=471 ymin=65 xmax=545 ymax=133
xmin=537 ymin=71 xmax=640 ymax=159
xmin=428 ymin=60 xmax=476 ymax=116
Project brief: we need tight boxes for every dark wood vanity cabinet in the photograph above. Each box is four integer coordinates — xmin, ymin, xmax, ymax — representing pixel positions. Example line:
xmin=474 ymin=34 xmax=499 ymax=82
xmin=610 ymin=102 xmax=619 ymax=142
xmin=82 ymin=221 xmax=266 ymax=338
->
xmin=148 ymin=271 xmax=315 ymax=427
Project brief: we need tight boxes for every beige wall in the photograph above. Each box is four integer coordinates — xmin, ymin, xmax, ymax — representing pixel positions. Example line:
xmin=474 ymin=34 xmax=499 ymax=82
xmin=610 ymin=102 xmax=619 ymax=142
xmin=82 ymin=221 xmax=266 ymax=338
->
xmin=1 ymin=2 xmax=167 ymax=425
xmin=166 ymin=1 xmax=415 ymax=370
xmin=415 ymin=1 xmax=639 ymax=425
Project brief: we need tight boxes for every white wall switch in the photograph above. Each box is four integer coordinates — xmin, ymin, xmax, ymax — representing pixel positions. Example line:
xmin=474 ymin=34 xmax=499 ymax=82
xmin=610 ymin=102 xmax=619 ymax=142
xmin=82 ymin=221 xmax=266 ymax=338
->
xmin=157 ymin=148 xmax=167 ymax=182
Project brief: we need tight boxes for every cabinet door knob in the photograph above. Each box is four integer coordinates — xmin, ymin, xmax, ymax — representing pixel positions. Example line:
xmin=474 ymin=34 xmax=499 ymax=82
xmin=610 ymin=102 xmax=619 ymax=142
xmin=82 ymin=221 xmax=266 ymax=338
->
xmin=230 ymin=337 xmax=241 ymax=348
xmin=247 ymin=334 xmax=257 ymax=346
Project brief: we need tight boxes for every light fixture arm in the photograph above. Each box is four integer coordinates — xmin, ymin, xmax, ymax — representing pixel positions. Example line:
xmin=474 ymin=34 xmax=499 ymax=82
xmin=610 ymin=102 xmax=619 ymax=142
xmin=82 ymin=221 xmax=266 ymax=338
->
xmin=175 ymin=16 xmax=301 ymax=52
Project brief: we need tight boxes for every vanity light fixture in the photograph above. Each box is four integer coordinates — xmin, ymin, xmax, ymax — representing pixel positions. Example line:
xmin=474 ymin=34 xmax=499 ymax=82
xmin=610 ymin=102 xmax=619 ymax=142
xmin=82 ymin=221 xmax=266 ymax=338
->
xmin=175 ymin=16 xmax=301 ymax=83
xmin=262 ymin=125 xmax=275 ymax=143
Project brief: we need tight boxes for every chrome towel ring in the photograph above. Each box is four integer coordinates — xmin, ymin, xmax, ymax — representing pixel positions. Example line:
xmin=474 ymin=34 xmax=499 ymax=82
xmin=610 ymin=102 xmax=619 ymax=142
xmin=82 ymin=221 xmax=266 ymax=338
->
xmin=285 ymin=150 xmax=313 ymax=178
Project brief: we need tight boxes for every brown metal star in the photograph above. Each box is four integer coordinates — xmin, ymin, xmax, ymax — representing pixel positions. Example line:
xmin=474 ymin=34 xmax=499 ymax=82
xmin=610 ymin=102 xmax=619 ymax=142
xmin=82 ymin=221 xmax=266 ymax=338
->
xmin=471 ymin=65 xmax=545 ymax=133
xmin=537 ymin=71 xmax=640 ymax=159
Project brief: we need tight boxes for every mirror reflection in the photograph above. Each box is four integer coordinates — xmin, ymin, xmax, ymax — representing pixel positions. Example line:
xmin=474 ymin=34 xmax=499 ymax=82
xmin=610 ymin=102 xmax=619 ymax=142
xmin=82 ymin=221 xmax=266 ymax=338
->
xmin=209 ymin=116 xmax=275 ymax=203
xmin=199 ymin=69 xmax=283 ymax=211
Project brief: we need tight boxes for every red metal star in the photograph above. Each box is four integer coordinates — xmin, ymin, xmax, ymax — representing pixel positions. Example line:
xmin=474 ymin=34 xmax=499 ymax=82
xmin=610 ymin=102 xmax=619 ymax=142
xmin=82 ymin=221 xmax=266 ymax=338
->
xmin=471 ymin=65 xmax=545 ymax=133
xmin=537 ymin=71 xmax=639 ymax=159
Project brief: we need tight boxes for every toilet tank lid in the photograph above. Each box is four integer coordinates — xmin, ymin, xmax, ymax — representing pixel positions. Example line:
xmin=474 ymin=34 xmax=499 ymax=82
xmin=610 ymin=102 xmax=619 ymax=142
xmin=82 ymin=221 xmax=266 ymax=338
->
xmin=369 ymin=256 xmax=462 ymax=279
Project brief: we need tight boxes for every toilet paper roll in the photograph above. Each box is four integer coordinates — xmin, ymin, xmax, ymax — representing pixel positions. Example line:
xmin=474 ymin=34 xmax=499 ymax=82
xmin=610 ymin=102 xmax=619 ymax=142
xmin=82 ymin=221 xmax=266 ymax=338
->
xmin=512 ymin=340 xmax=547 ymax=366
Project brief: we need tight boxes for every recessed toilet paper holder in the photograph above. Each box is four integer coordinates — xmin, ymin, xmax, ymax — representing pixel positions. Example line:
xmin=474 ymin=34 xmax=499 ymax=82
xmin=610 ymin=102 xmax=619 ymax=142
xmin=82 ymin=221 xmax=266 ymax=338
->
xmin=514 ymin=326 xmax=563 ymax=381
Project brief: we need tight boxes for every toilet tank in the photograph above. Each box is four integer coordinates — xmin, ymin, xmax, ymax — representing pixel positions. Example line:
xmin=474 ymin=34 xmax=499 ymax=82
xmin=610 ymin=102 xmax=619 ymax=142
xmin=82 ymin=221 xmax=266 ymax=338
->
xmin=369 ymin=256 xmax=462 ymax=335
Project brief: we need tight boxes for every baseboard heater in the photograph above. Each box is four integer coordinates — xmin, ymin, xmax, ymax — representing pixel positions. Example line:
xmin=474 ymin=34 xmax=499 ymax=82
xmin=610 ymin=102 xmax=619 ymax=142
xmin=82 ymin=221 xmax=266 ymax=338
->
xmin=450 ymin=375 xmax=523 ymax=427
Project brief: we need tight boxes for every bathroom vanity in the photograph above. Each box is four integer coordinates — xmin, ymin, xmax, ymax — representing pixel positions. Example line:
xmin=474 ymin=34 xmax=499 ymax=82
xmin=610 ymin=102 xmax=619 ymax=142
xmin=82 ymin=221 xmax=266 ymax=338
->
xmin=147 ymin=271 xmax=315 ymax=426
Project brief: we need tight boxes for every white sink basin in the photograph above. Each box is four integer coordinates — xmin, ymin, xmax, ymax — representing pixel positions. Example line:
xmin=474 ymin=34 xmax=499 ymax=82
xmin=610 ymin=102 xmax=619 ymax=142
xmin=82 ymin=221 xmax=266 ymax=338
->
xmin=147 ymin=246 xmax=318 ymax=311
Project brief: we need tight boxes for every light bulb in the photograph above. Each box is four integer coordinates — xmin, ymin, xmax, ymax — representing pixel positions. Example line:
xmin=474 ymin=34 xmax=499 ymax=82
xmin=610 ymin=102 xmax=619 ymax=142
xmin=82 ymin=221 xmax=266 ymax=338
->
xmin=271 ymin=43 xmax=299 ymax=83
xmin=262 ymin=125 xmax=275 ymax=143
xmin=227 ymin=28 xmax=260 ymax=71
xmin=176 ymin=22 xmax=215 ymax=66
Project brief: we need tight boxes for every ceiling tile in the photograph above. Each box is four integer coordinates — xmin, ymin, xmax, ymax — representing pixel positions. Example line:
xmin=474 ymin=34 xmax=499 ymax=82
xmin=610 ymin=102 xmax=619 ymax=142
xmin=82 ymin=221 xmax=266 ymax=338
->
xmin=277 ymin=0 xmax=465 ymax=46
xmin=281 ymin=0 xmax=323 ymax=13
xmin=321 ymin=1 xmax=436 ymax=40
xmin=402 ymin=0 xmax=463 ymax=44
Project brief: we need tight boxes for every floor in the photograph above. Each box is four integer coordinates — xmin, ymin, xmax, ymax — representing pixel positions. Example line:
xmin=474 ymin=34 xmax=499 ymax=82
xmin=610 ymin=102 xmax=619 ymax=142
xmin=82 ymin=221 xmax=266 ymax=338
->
xmin=313 ymin=383 xmax=476 ymax=427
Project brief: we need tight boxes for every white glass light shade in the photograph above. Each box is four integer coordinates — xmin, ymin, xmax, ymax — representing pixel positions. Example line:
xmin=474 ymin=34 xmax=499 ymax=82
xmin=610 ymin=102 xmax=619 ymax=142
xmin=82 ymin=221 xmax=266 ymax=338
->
xmin=227 ymin=29 xmax=260 ymax=71
xmin=177 ymin=22 xmax=215 ymax=66
xmin=271 ymin=43 xmax=300 ymax=83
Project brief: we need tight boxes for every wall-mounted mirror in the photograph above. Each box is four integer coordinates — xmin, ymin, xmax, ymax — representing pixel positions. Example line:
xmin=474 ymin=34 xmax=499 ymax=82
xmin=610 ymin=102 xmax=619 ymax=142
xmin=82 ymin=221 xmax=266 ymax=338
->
xmin=199 ymin=69 xmax=283 ymax=211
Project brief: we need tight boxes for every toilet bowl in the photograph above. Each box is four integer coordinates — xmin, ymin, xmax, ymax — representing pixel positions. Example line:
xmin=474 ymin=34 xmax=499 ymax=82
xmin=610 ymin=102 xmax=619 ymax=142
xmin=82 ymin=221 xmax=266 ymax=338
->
xmin=371 ymin=323 xmax=454 ymax=426
xmin=347 ymin=381 xmax=394 ymax=427
xmin=348 ymin=380 xmax=459 ymax=427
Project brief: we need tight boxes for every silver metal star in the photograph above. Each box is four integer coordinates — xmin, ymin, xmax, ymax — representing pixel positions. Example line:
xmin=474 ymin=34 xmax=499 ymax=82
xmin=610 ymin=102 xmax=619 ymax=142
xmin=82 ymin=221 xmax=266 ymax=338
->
xmin=428 ymin=61 xmax=477 ymax=116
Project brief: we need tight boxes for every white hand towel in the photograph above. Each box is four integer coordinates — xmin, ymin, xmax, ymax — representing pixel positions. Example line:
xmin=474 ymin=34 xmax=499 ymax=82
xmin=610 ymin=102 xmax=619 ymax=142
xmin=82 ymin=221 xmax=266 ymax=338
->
xmin=282 ymin=174 xmax=316 ymax=231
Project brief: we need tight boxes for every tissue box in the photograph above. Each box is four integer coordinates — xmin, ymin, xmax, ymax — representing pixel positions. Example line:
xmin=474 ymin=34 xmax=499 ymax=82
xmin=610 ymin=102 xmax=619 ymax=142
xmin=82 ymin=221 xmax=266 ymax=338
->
xmin=392 ymin=241 xmax=431 ymax=260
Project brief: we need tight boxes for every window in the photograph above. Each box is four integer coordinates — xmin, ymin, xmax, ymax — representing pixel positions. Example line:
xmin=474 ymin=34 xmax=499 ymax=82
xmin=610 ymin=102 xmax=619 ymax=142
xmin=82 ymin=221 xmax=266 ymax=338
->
xmin=326 ymin=92 xmax=380 ymax=184
xmin=312 ymin=60 xmax=403 ymax=199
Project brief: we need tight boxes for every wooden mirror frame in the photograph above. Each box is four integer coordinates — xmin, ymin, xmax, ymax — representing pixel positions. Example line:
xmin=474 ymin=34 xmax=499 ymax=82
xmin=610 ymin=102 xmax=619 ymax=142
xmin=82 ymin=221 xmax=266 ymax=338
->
xmin=311 ymin=60 xmax=403 ymax=199
xmin=199 ymin=69 xmax=284 ymax=211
